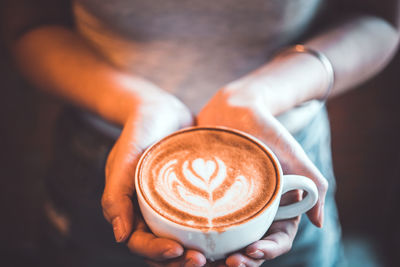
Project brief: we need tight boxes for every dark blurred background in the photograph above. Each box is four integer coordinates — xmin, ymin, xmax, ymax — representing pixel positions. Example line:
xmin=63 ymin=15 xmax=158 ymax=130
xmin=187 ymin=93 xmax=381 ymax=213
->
xmin=1 ymin=6 xmax=400 ymax=267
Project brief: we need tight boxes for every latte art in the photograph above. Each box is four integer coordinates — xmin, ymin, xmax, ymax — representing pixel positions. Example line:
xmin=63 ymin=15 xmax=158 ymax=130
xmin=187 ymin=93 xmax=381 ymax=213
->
xmin=158 ymin=156 xmax=254 ymax=226
xmin=138 ymin=128 xmax=278 ymax=230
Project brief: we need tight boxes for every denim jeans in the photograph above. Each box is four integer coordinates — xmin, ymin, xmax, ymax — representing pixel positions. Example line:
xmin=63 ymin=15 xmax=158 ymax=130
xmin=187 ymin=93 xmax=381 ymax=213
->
xmin=43 ymin=106 xmax=344 ymax=267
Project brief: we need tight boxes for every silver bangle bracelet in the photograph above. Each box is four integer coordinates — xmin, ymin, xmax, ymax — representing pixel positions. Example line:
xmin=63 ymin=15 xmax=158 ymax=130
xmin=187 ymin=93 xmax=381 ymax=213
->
xmin=277 ymin=44 xmax=335 ymax=102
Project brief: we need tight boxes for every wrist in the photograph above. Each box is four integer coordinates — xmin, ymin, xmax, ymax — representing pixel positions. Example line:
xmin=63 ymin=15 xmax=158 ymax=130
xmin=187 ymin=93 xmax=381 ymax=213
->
xmin=95 ymin=74 xmax=182 ymax=126
xmin=95 ymin=84 xmax=138 ymax=126
xmin=276 ymin=45 xmax=334 ymax=102
xmin=232 ymin=49 xmax=332 ymax=116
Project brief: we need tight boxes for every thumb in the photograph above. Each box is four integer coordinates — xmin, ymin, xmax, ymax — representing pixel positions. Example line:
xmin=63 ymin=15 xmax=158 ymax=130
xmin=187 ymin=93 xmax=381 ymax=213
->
xmin=102 ymin=125 xmax=143 ymax=243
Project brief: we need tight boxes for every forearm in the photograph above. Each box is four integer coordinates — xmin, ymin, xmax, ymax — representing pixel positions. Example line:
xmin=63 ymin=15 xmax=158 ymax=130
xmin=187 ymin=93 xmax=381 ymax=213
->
xmin=307 ymin=16 xmax=399 ymax=96
xmin=234 ymin=16 xmax=399 ymax=116
xmin=13 ymin=25 xmax=163 ymax=125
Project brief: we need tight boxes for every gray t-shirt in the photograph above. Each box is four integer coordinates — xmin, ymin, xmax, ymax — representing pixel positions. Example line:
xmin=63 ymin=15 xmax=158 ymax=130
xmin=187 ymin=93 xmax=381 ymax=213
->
xmin=73 ymin=0 xmax=325 ymax=133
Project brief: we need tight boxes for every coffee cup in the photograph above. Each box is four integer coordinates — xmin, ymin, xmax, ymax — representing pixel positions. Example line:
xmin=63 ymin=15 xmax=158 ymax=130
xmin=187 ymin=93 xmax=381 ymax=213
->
xmin=135 ymin=126 xmax=318 ymax=260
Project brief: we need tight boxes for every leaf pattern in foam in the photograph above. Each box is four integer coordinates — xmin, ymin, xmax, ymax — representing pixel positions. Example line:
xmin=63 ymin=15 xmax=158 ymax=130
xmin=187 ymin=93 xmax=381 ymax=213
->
xmin=156 ymin=157 xmax=253 ymax=222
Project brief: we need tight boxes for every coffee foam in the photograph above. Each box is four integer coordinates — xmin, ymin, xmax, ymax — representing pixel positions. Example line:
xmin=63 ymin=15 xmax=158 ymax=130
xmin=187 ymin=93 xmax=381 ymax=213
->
xmin=138 ymin=128 xmax=278 ymax=230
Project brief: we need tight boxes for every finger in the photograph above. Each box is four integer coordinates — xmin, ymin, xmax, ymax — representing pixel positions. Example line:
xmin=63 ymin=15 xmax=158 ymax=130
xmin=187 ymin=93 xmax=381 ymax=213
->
xmin=277 ymin=138 xmax=327 ymax=228
xmin=279 ymin=190 xmax=302 ymax=206
xmin=182 ymin=250 xmax=207 ymax=267
xmin=245 ymin=216 xmax=300 ymax=261
xmin=126 ymin=219 xmax=183 ymax=261
xmin=102 ymin=123 xmax=144 ymax=242
xmin=226 ymin=253 xmax=264 ymax=267
xmin=128 ymin=230 xmax=184 ymax=260
xmin=245 ymin=191 xmax=301 ymax=261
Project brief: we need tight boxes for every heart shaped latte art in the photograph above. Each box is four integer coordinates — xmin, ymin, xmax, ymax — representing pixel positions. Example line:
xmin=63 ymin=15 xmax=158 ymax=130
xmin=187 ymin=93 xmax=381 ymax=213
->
xmin=139 ymin=128 xmax=277 ymax=230
xmin=155 ymin=156 xmax=254 ymax=226
xmin=192 ymin=158 xmax=216 ymax=183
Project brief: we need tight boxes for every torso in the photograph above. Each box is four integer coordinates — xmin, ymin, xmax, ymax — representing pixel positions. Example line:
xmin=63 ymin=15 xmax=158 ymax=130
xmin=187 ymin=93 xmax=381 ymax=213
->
xmin=74 ymin=0 xmax=323 ymax=113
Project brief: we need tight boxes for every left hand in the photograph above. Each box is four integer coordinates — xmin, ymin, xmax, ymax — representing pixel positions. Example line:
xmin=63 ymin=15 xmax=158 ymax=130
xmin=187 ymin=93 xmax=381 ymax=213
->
xmin=222 ymin=191 xmax=301 ymax=267
xmin=197 ymin=81 xmax=328 ymax=267
xmin=102 ymin=90 xmax=206 ymax=267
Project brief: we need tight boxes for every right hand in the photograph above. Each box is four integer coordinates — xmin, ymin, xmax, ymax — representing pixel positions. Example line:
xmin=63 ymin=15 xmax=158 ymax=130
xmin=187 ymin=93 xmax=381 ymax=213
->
xmin=197 ymin=82 xmax=328 ymax=266
xmin=101 ymin=91 xmax=206 ymax=266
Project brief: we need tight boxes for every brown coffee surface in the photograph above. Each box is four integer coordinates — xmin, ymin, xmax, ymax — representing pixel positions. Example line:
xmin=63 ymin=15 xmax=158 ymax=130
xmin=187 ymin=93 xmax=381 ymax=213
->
xmin=138 ymin=128 xmax=278 ymax=230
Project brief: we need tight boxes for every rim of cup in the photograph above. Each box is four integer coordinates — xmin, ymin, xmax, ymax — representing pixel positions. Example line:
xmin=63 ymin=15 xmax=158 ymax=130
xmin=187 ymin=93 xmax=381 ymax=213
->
xmin=135 ymin=126 xmax=284 ymax=232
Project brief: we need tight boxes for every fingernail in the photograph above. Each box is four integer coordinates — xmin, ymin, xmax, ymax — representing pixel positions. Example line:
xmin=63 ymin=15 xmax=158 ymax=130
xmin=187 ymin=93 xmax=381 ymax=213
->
xmin=163 ymin=248 xmax=183 ymax=259
xmin=318 ymin=205 xmax=324 ymax=228
xmin=247 ymin=249 xmax=264 ymax=259
xmin=112 ymin=216 xmax=126 ymax=242
xmin=319 ymin=213 xmax=324 ymax=228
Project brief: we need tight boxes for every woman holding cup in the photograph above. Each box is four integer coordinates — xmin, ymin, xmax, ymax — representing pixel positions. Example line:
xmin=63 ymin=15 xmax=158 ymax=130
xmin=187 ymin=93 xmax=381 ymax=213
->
xmin=2 ymin=0 xmax=399 ymax=266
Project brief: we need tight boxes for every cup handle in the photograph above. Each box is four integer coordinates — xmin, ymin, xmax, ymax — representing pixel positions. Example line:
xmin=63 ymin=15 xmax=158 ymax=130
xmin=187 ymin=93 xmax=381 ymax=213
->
xmin=274 ymin=175 xmax=319 ymax=221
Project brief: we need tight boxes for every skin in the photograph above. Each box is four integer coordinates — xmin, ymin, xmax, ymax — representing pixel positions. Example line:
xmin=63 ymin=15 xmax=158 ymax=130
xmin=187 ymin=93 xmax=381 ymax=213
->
xmin=2 ymin=0 xmax=399 ymax=266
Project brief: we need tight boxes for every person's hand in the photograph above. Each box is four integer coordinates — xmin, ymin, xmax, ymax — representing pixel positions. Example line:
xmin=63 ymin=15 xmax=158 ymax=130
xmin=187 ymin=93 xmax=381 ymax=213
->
xmin=203 ymin=191 xmax=301 ymax=267
xmin=197 ymin=81 xmax=328 ymax=266
xmin=219 ymin=191 xmax=302 ymax=267
xmin=101 ymin=91 xmax=206 ymax=266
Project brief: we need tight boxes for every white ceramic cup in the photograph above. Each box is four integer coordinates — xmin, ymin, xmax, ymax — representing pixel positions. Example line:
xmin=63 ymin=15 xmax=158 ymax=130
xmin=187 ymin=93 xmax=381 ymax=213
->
xmin=135 ymin=127 xmax=318 ymax=261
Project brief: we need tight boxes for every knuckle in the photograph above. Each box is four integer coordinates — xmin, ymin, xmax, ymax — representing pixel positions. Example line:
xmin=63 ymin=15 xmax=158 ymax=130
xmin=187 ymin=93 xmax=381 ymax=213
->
xmin=285 ymin=241 xmax=293 ymax=254
xmin=224 ymin=85 xmax=263 ymax=110
xmin=127 ymin=235 xmax=140 ymax=254
xmin=127 ymin=232 xmax=157 ymax=259
xmin=282 ymin=232 xmax=294 ymax=254
xmin=101 ymin=193 xmax=116 ymax=211
xmin=262 ymin=233 xmax=293 ymax=260
xmin=263 ymin=252 xmax=277 ymax=261
xmin=105 ymin=148 xmax=118 ymax=177
xmin=320 ymin=177 xmax=329 ymax=193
